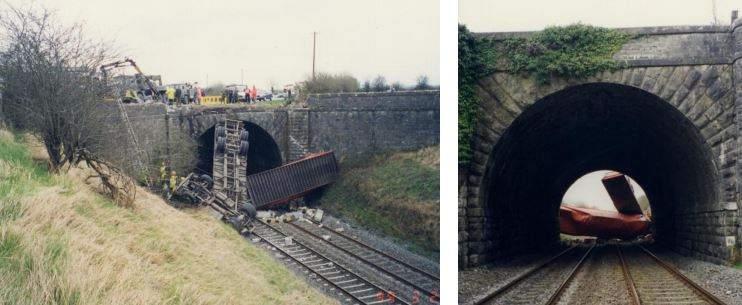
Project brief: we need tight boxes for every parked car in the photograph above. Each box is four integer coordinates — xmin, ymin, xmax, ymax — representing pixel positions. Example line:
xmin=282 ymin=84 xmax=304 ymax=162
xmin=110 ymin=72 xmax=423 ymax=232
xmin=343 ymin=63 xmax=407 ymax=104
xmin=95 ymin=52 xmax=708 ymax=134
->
xmin=224 ymin=84 xmax=247 ymax=101
xmin=257 ymin=90 xmax=272 ymax=101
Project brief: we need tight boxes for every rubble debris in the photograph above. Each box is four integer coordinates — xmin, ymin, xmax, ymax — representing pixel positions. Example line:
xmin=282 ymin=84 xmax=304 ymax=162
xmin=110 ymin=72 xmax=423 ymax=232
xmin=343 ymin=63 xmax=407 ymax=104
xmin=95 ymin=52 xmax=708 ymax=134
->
xmin=251 ymin=237 xmax=262 ymax=243
xmin=302 ymin=208 xmax=325 ymax=223
xmin=256 ymin=210 xmax=276 ymax=219
xmin=335 ymin=227 xmax=344 ymax=232
xmin=313 ymin=209 xmax=324 ymax=222
xmin=285 ymin=236 xmax=293 ymax=246
xmin=322 ymin=235 xmax=331 ymax=241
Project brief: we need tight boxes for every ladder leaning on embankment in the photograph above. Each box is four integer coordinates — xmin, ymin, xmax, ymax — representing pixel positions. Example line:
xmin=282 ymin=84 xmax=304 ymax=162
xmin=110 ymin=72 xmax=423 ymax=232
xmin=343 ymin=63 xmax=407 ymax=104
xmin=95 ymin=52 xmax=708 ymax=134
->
xmin=116 ymin=99 xmax=151 ymax=186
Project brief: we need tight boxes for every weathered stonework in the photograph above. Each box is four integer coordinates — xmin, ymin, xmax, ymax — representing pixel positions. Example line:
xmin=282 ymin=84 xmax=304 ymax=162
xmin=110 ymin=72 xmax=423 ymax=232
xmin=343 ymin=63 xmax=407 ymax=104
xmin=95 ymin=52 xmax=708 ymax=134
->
xmin=103 ymin=90 xmax=439 ymax=174
xmin=462 ymin=24 xmax=742 ymax=268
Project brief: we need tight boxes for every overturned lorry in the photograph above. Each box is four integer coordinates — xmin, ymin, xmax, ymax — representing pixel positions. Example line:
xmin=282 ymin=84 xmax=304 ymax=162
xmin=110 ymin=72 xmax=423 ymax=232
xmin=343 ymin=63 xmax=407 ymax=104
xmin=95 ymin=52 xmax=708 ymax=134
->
xmin=559 ymin=172 xmax=651 ymax=240
xmin=172 ymin=119 xmax=339 ymax=232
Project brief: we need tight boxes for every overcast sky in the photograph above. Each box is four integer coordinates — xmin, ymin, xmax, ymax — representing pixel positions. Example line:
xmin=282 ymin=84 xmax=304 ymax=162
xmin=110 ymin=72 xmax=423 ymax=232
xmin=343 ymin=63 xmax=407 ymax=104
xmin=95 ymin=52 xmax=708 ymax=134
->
xmin=562 ymin=171 xmax=646 ymax=211
xmin=460 ymin=0 xmax=741 ymax=32
xmin=8 ymin=0 xmax=439 ymax=88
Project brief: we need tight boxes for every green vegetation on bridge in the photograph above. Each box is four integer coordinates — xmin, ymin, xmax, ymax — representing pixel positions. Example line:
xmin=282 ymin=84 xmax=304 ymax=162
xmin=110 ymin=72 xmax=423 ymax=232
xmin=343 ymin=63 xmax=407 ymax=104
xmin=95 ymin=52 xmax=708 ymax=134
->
xmin=458 ymin=24 xmax=631 ymax=165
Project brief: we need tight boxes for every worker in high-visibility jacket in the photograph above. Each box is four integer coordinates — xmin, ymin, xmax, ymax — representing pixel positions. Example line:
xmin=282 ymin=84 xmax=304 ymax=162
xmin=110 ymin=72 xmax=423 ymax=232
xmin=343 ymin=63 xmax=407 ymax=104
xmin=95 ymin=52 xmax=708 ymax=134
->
xmin=124 ymin=89 xmax=137 ymax=102
xmin=169 ymin=171 xmax=178 ymax=193
xmin=160 ymin=162 xmax=169 ymax=196
xmin=166 ymin=86 xmax=176 ymax=105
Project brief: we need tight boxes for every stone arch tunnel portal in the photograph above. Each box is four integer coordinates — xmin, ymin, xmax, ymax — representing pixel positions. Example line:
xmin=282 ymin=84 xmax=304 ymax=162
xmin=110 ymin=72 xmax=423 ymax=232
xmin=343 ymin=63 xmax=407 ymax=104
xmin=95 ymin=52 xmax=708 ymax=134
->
xmin=196 ymin=121 xmax=283 ymax=177
xmin=482 ymin=83 xmax=719 ymax=257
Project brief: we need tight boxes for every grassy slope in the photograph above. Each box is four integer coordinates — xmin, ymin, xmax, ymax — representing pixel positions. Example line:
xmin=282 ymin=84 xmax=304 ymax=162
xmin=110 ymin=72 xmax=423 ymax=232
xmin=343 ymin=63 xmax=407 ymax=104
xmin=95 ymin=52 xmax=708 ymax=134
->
xmin=316 ymin=146 xmax=440 ymax=258
xmin=0 ymin=130 xmax=335 ymax=305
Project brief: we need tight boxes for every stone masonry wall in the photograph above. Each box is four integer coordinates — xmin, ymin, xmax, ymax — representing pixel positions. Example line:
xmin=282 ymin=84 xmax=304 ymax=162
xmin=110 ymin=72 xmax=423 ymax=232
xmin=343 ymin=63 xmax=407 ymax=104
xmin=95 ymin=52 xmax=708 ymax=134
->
xmin=462 ymin=24 xmax=742 ymax=267
xmin=305 ymin=91 xmax=440 ymax=160
xmin=100 ymin=90 xmax=440 ymax=175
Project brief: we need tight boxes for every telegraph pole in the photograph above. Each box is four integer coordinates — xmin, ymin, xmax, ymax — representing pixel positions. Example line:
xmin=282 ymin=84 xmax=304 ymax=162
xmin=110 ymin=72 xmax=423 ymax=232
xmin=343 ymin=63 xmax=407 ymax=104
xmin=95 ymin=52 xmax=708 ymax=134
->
xmin=312 ymin=32 xmax=317 ymax=80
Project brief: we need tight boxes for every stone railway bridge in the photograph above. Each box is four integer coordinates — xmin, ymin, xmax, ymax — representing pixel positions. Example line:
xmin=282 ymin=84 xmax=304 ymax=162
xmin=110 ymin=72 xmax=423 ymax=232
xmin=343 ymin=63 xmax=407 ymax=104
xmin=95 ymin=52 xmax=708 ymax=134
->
xmin=104 ymin=90 xmax=439 ymax=180
xmin=459 ymin=22 xmax=742 ymax=267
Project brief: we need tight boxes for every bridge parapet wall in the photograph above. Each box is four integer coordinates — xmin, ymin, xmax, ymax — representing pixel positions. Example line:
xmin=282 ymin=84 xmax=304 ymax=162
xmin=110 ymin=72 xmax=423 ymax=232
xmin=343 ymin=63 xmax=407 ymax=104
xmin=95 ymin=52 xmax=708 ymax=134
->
xmin=102 ymin=90 xmax=439 ymax=176
xmin=304 ymin=91 xmax=440 ymax=160
xmin=478 ymin=25 xmax=734 ymax=68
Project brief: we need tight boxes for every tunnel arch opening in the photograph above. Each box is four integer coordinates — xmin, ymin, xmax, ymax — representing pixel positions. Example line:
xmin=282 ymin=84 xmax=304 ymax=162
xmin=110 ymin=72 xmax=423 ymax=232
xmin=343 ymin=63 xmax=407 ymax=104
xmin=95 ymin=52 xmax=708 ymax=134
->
xmin=481 ymin=82 xmax=719 ymax=257
xmin=196 ymin=121 xmax=283 ymax=177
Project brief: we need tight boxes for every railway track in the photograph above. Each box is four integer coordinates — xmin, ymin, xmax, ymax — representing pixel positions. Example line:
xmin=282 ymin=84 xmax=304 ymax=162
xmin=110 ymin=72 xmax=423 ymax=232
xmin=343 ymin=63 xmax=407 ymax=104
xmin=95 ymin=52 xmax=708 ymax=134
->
xmin=473 ymin=244 xmax=728 ymax=305
xmin=474 ymin=245 xmax=594 ymax=305
xmin=618 ymin=246 xmax=727 ymax=305
xmin=273 ymin=220 xmax=439 ymax=304
xmin=290 ymin=220 xmax=439 ymax=293
xmin=302 ymin=219 xmax=439 ymax=280
xmin=252 ymin=220 xmax=410 ymax=305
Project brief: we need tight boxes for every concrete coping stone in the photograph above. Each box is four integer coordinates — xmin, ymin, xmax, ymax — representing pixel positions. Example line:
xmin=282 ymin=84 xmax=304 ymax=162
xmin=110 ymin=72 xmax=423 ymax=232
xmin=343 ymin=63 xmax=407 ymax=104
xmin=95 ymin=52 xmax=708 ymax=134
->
xmin=307 ymin=90 xmax=440 ymax=98
xmin=475 ymin=25 xmax=730 ymax=40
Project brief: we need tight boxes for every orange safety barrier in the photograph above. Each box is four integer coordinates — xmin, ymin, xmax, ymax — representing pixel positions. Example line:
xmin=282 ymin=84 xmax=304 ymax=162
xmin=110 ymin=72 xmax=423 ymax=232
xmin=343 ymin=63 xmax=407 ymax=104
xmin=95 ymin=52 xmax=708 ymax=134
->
xmin=201 ymin=96 xmax=225 ymax=105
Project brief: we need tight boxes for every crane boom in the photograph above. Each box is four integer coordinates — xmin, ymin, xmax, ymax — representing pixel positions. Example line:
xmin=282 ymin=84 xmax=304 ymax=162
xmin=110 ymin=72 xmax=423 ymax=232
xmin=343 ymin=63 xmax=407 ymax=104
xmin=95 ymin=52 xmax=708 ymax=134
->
xmin=100 ymin=58 xmax=160 ymax=99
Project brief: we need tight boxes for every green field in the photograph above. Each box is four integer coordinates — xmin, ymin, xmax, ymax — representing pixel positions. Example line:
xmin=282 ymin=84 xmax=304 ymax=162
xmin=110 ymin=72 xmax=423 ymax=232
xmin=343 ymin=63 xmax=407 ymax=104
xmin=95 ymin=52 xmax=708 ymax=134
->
xmin=316 ymin=146 xmax=440 ymax=258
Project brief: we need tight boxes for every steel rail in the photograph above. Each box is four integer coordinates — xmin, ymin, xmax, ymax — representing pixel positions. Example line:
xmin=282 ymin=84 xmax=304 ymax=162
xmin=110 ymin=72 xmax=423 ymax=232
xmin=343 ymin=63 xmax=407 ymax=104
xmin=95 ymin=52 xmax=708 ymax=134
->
xmin=307 ymin=219 xmax=439 ymax=280
xmin=286 ymin=220 xmax=436 ymax=296
xmin=252 ymin=220 xmax=410 ymax=305
xmin=638 ymin=245 xmax=727 ymax=305
xmin=472 ymin=245 xmax=579 ymax=305
xmin=544 ymin=244 xmax=595 ymax=305
xmin=616 ymin=246 xmax=641 ymax=305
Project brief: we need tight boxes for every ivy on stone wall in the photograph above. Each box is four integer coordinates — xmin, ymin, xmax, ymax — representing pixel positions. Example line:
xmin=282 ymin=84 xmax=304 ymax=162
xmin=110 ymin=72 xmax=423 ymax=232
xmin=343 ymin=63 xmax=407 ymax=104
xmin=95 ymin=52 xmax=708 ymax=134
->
xmin=458 ymin=24 xmax=630 ymax=166
xmin=459 ymin=24 xmax=496 ymax=165
xmin=495 ymin=24 xmax=631 ymax=84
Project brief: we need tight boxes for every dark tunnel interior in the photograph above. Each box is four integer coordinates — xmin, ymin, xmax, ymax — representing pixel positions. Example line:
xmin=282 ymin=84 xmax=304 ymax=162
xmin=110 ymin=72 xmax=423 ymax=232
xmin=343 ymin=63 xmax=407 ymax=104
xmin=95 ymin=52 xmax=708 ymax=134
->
xmin=196 ymin=121 xmax=283 ymax=177
xmin=482 ymin=83 xmax=719 ymax=256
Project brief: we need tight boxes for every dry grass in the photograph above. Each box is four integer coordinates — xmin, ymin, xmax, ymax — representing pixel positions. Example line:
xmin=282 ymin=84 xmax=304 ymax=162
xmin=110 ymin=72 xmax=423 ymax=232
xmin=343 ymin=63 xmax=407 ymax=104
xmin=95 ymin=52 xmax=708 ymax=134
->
xmin=0 ymin=131 xmax=336 ymax=305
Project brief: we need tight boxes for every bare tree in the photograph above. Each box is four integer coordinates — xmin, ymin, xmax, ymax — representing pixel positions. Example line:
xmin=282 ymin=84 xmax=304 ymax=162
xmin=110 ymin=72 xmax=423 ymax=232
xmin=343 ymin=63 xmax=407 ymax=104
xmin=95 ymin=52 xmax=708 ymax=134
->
xmin=0 ymin=5 xmax=135 ymax=205
xmin=391 ymin=81 xmax=404 ymax=92
xmin=371 ymin=75 xmax=389 ymax=92
xmin=415 ymin=75 xmax=431 ymax=90
xmin=296 ymin=72 xmax=359 ymax=101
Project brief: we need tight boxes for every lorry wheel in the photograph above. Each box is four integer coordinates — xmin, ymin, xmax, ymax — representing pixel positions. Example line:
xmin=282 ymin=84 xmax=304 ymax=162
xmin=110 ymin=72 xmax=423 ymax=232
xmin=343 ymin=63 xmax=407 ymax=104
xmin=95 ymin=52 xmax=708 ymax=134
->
xmin=216 ymin=137 xmax=226 ymax=154
xmin=215 ymin=125 xmax=226 ymax=138
xmin=199 ymin=174 xmax=213 ymax=188
xmin=238 ymin=140 xmax=250 ymax=156
xmin=240 ymin=203 xmax=257 ymax=219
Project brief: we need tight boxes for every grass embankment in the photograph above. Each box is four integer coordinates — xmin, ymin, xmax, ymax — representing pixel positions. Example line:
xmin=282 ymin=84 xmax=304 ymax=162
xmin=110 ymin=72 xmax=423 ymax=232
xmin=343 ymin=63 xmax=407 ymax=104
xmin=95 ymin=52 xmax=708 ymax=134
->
xmin=316 ymin=147 xmax=440 ymax=258
xmin=0 ymin=130 xmax=335 ymax=305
